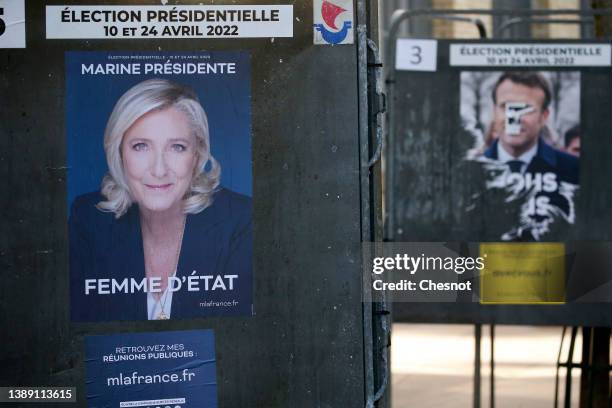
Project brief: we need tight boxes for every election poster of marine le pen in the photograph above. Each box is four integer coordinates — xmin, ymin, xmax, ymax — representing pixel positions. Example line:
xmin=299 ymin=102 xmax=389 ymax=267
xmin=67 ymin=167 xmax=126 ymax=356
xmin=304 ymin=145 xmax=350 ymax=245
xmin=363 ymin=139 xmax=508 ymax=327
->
xmin=67 ymin=51 xmax=253 ymax=322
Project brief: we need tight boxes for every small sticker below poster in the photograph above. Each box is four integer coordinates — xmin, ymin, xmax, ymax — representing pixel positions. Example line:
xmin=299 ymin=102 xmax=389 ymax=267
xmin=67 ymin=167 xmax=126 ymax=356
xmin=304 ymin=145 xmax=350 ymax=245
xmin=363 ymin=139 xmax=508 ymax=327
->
xmin=85 ymin=330 xmax=217 ymax=408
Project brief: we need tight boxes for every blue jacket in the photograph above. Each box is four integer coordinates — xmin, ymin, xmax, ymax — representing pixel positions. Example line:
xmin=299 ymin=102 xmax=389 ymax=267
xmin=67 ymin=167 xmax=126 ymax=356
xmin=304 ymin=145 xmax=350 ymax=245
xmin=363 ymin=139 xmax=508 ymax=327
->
xmin=69 ymin=188 xmax=252 ymax=322
xmin=484 ymin=138 xmax=579 ymax=184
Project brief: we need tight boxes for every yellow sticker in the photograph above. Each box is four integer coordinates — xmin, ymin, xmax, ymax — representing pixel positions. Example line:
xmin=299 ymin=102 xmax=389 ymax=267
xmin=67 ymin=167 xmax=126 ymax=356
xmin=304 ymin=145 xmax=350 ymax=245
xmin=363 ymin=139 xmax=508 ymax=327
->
xmin=480 ymin=243 xmax=565 ymax=304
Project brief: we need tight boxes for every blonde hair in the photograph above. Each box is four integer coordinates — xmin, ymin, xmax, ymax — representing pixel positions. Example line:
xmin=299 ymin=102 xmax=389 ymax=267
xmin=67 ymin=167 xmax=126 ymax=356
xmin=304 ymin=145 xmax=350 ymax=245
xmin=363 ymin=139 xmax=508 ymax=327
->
xmin=96 ymin=78 xmax=221 ymax=217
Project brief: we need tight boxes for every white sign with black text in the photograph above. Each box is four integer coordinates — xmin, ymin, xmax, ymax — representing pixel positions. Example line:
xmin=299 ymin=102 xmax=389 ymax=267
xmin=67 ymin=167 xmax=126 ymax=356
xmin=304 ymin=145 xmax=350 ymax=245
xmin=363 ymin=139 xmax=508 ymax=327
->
xmin=450 ymin=43 xmax=611 ymax=67
xmin=395 ymin=39 xmax=438 ymax=72
xmin=46 ymin=5 xmax=293 ymax=39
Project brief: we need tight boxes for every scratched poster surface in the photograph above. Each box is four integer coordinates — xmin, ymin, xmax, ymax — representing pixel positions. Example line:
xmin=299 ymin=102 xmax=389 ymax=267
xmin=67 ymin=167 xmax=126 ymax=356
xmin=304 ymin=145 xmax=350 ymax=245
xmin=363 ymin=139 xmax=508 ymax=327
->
xmin=313 ymin=0 xmax=353 ymax=45
xmin=461 ymin=71 xmax=580 ymax=241
xmin=391 ymin=42 xmax=612 ymax=244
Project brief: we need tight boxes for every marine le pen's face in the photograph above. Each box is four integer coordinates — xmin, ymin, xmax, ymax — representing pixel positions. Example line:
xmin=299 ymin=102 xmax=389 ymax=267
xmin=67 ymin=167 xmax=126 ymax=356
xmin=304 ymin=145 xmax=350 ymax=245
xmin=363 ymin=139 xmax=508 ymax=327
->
xmin=121 ymin=107 xmax=197 ymax=214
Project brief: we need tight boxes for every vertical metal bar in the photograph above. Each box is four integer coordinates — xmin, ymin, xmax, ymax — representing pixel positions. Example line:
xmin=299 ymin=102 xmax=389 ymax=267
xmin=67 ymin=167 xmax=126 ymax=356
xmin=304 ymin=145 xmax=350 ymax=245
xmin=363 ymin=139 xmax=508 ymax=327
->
xmin=490 ymin=324 xmax=495 ymax=408
xmin=383 ymin=10 xmax=411 ymax=242
xmin=586 ymin=327 xmax=594 ymax=408
xmin=366 ymin=35 xmax=390 ymax=408
xmin=580 ymin=327 xmax=611 ymax=408
xmin=367 ymin=39 xmax=384 ymax=169
xmin=407 ymin=0 xmax=433 ymax=37
xmin=554 ymin=326 xmax=568 ymax=408
xmin=363 ymin=2 xmax=390 ymax=406
xmin=564 ymin=327 xmax=578 ymax=408
xmin=474 ymin=324 xmax=482 ymax=408
xmin=589 ymin=327 xmax=610 ymax=408
xmin=492 ymin=0 xmax=532 ymax=39
xmin=580 ymin=0 xmax=595 ymax=38
xmin=579 ymin=327 xmax=592 ymax=408
xmin=357 ymin=0 xmax=374 ymax=405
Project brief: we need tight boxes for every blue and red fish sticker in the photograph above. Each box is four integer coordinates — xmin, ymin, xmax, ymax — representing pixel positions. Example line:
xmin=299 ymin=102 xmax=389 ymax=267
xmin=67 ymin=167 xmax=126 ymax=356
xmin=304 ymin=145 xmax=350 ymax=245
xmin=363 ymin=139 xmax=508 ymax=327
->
xmin=313 ymin=0 xmax=354 ymax=45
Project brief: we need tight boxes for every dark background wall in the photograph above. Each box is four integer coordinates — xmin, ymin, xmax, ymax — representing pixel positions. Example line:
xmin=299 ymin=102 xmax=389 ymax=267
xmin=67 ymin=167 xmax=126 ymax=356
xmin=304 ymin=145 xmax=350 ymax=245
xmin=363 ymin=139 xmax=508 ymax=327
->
xmin=0 ymin=1 xmax=370 ymax=406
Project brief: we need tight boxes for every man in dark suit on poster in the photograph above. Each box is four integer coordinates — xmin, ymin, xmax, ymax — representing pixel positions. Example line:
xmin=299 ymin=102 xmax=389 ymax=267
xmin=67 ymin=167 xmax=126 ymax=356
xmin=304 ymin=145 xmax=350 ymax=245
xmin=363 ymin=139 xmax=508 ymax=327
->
xmin=482 ymin=72 xmax=579 ymax=241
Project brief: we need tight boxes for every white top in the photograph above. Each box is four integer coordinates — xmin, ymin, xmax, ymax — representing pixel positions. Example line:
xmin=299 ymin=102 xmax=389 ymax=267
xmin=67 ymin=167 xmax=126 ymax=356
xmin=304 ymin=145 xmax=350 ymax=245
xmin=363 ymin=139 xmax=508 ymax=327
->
xmin=497 ymin=141 xmax=538 ymax=174
xmin=147 ymin=272 xmax=176 ymax=320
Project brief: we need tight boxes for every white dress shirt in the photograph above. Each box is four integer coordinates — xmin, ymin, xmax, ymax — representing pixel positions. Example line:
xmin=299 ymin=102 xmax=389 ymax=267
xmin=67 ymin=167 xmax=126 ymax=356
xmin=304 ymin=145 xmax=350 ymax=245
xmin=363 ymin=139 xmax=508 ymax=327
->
xmin=147 ymin=272 xmax=176 ymax=320
xmin=497 ymin=141 xmax=537 ymax=174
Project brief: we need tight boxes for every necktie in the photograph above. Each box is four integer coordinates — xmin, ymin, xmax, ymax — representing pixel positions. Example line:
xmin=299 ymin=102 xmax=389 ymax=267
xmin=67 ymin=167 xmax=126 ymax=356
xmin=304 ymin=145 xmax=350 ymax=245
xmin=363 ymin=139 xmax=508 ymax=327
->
xmin=507 ymin=160 xmax=523 ymax=173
